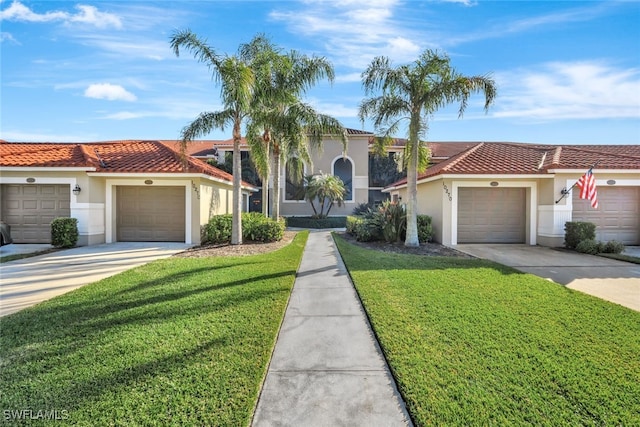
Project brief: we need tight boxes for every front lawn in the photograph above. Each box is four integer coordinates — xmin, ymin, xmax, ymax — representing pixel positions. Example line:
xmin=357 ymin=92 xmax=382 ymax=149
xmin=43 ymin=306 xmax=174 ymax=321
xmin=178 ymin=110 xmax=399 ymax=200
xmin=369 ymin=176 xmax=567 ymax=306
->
xmin=334 ymin=235 xmax=640 ymax=426
xmin=0 ymin=231 xmax=308 ymax=426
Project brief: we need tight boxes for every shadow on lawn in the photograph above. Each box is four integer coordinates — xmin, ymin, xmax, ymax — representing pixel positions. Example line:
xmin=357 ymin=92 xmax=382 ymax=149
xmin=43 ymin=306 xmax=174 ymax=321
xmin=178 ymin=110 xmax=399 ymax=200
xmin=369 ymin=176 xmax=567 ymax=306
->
xmin=333 ymin=234 xmax=527 ymax=276
xmin=0 ymin=271 xmax=294 ymax=415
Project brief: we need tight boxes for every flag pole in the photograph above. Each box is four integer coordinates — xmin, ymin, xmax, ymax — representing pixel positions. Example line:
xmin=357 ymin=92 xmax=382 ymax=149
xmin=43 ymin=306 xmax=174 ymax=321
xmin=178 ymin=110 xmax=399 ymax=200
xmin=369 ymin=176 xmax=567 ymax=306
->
xmin=555 ymin=160 xmax=600 ymax=204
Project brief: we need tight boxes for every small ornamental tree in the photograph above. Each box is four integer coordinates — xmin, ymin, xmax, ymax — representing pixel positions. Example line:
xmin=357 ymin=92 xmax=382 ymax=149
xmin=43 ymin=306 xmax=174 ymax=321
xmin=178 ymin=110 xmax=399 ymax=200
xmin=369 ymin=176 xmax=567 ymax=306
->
xmin=304 ymin=174 xmax=346 ymax=218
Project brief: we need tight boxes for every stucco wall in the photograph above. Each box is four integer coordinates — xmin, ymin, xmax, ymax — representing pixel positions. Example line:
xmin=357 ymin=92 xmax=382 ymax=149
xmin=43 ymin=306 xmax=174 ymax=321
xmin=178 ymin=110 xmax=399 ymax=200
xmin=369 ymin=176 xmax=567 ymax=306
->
xmin=280 ymin=136 xmax=370 ymax=217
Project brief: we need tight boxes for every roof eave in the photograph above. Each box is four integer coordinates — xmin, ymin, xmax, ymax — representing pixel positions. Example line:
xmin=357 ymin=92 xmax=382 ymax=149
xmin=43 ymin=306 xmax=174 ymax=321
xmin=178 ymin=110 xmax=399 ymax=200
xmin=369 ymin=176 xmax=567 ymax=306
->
xmin=382 ymin=173 xmax=554 ymax=192
xmin=0 ymin=166 xmax=97 ymax=172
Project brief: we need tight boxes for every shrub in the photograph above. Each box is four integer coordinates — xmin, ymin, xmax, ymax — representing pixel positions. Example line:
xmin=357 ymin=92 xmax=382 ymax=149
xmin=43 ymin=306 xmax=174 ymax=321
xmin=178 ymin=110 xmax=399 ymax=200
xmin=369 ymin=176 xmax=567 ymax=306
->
xmin=417 ymin=215 xmax=433 ymax=243
xmin=202 ymin=213 xmax=285 ymax=244
xmin=346 ymin=216 xmax=361 ymax=235
xmin=379 ymin=201 xmax=406 ymax=243
xmin=285 ymin=216 xmax=347 ymax=229
xmin=51 ymin=217 xmax=78 ymax=248
xmin=575 ymin=239 xmax=603 ymax=255
xmin=202 ymin=214 xmax=233 ymax=244
xmin=353 ymin=217 xmax=381 ymax=242
xmin=602 ymin=240 xmax=625 ymax=254
xmin=352 ymin=203 xmax=372 ymax=216
xmin=565 ymin=221 xmax=596 ymax=249
xmin=243 ymin=213 xmax=284 ymax=242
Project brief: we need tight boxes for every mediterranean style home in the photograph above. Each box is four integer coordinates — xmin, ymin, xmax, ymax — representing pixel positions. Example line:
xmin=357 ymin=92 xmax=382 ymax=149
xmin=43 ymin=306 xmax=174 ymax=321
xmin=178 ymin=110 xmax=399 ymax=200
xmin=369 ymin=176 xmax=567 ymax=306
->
xmin=1 ymin=134 xmax=639 ymax=247
xmin=0 ymin=140 xmax=257 ymax=246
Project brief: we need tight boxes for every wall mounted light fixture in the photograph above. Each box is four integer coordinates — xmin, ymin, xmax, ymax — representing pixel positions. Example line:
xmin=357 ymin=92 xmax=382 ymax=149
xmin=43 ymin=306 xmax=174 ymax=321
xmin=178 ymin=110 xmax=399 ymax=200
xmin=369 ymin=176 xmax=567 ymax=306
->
xmin=72 ymin=184 xmax=81 ymax=195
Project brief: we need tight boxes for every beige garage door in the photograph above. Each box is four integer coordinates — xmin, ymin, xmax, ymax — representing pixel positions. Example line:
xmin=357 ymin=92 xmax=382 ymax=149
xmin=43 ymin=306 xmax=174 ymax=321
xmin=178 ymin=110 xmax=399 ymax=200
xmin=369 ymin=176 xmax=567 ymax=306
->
xmin=572 ymin=186 xmax=639 ymax=245
xmin=0 ymin=184 xmax=70 ymax=243
xmin=458 ymin=187 xmax=526 ymax=243
xmin=117 ymin=186 xmax=185 ymax=242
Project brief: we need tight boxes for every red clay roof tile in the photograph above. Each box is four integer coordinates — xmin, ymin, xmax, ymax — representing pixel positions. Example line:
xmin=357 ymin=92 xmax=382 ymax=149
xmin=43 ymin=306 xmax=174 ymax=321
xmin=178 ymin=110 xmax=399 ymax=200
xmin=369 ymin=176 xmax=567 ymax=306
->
xmin=0 ymin=140 xmax=255 ymax=188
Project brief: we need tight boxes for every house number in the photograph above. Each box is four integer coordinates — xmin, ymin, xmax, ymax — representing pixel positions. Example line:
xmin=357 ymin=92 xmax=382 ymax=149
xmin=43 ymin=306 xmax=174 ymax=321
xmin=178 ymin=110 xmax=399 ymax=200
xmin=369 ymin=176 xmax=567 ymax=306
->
xmin=442 ymin=182 xmax=452 ymax=202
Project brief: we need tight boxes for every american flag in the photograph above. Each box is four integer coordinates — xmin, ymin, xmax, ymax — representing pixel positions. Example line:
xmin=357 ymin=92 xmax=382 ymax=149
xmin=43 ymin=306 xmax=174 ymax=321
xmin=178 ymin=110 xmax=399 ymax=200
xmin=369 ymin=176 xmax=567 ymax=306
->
xmin=576 ymin=169 xmax=598 ymax=209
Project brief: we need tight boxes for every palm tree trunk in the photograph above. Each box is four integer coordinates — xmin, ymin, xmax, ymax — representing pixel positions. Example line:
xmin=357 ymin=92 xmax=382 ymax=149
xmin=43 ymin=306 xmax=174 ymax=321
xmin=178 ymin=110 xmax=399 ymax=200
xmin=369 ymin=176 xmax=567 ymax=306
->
xmin=261 ymin=181 xmax=269 ymax=217
xmin=405 ymin=119 xmax=420 ymax=247
xmin=231 ymin=120 xmax=243 ymax=245
xmin=271 ymin=147 xmax=281 ymax=220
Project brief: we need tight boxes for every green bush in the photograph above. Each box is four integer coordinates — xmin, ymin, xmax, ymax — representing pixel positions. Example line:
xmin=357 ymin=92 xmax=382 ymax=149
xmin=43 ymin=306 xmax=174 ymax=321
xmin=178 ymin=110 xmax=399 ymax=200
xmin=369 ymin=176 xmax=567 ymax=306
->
xmin=285 ymin=216 xmax=347 ymax=229
xmin=202 ymin=213 xmax=285 ymax=244
xmin=602 ymin=240 xmax=625 ymax=254
xmin=379 ymin=201 xmax=406 ymax=243
xmin=346 ymin=216 xmax=361 ymax=235
xmin=202 ymin=214 xmax=233 ymax=244
xmin=353 ymin=217 xmax=382 ymax=242
xmin=417 ymin=215 xmax=433 ymax=243
xmin=243 ymin=213 xmax=285 ymax=242
xmin=51 ymin=217 xmax=78 ymax=248
xmin=575 ymin=239 xmax=603 ymax=255
xmin=352 ymin=203 xmax=373 ymax=216
xmin=564 ymin=221 xmax=596 ymax=249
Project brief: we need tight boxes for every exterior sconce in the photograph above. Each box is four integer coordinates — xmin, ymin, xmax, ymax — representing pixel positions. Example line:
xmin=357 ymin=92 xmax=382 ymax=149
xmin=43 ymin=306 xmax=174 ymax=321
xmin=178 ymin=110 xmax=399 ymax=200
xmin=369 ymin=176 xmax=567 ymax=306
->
xmin=72 ymin=184 xmax=81 ymax=196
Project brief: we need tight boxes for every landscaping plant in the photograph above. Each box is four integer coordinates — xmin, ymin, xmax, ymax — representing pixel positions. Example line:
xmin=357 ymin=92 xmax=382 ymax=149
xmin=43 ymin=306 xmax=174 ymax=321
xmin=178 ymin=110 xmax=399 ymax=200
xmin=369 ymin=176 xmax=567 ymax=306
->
xmin=50 ymin=217 xmax=79 ymax=248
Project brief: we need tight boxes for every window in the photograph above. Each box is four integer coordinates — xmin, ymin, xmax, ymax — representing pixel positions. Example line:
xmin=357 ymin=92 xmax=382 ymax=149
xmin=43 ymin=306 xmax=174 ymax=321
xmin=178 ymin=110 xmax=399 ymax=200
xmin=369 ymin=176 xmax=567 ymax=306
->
xmin=333 ymin=157 xmax=353 ymax=201
xmin=285 ymin=160 xmax=305 ymax=201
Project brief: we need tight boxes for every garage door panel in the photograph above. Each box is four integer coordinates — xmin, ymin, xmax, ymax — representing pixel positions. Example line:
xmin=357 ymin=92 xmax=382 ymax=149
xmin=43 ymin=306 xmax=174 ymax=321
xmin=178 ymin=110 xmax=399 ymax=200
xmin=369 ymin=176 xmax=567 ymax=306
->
xmin=458 ymin=187 xmax=526 ymax=243
xmin=116 ymin=186 xmax=185 ymax=242
xmin=1 ymin=184 xmax=71 ymax=243
xmin=573 ymin=187 xmax=639 ymax=245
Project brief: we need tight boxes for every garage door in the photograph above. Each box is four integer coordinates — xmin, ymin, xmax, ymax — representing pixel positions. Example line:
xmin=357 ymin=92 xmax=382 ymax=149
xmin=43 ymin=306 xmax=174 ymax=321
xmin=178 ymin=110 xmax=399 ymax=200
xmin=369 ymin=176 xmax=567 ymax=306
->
xmin=572 ymin=186 xmax=639 ymax=245
xmin=117 ymin=186 xmax=185 ymax=242
xmin=0 ymin=184 xmax=70 ymax=243
xmin=458 ymin=187 xmax=526 ymax=243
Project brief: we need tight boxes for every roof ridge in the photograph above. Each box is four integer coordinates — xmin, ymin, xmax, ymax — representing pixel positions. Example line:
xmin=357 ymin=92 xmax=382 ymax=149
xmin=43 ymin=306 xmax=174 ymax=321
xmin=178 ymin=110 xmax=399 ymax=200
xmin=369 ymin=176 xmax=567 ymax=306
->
xmin=78 ymin=144 xmax=104 ymax=169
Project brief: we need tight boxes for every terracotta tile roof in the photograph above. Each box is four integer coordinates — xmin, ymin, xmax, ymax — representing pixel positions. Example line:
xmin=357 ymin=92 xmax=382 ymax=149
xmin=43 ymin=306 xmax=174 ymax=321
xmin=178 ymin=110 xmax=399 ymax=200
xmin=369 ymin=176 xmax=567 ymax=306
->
xmin=0 ymin=142 xmax=88 ymax=167
xmin=346 ymin=128 xmax=374 ymax=135
xmin=0 ymin=140 xmax=255 ymax=189
xmin=386 ymin=142 xmax=640 ymax=188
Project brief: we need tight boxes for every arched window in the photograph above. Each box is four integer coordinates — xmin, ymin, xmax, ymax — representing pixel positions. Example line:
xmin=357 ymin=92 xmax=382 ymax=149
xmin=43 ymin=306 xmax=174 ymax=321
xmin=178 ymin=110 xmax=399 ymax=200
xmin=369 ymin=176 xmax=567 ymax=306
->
xmin=333 ymin=157 xmax=353 ymax=201
xmin=285 ymin=160 xmax=305 ymax=201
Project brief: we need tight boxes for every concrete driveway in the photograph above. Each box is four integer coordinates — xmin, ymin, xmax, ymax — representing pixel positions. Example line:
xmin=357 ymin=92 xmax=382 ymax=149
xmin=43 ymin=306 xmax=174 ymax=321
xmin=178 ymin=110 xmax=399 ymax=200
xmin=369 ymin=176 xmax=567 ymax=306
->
xmin=0 ymin=242 xmax=191 ymax=317
xmin=456 ymin=244 xmax=640 ymax=312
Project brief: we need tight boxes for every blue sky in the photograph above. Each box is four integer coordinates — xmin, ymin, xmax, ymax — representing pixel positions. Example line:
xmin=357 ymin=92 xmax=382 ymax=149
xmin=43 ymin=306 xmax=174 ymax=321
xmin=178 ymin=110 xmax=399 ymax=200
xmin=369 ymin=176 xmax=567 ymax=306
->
xmin=1 ymin=0 xmax=639 ymax=145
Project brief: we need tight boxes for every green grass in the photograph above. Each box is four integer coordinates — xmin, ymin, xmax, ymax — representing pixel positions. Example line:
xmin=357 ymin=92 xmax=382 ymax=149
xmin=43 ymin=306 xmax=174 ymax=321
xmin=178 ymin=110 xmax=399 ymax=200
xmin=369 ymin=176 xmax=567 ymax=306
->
xmin=598 ymin=252 xmax=640 ymax=264
xmin=334 ymin=234 xmax=640 ymax=426
xmin=0 ymin=231 xmax=308 ymax=426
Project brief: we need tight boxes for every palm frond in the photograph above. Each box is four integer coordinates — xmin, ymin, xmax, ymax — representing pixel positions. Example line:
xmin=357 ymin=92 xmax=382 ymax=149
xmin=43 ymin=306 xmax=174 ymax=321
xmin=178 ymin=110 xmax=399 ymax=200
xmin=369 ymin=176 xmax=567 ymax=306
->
xmin=170 ymin=29 xmax=221 ymax=70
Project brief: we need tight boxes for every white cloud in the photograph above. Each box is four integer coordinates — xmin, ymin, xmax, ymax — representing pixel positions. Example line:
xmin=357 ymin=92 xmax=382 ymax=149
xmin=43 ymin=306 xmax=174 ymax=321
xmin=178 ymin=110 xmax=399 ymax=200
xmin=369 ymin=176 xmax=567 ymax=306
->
xmin=0 ymin=129 xmax=96 ymax=142
xmin=84 ymin=83 xmax=137 ymax=102
xmin=0 ymin=31 xmax=18 ymax=43
xmin=270 ymin=0 xmax=432 ymax=70
xmin=0 ymin=1 xmax=122 ymax=29
xmin=445 ymin=2 xmax=613 ymax=47
xmin=494 ymin=62 xmax=640 ymax=120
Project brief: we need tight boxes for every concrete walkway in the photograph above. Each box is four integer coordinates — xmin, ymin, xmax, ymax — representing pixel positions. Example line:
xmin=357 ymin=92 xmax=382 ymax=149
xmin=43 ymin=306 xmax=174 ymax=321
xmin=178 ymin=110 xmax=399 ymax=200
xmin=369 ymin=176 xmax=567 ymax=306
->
xmin=252 ymin=231 xmax=412 ymax=426
xmin=0 ymin=242 xmax=190 ymax=317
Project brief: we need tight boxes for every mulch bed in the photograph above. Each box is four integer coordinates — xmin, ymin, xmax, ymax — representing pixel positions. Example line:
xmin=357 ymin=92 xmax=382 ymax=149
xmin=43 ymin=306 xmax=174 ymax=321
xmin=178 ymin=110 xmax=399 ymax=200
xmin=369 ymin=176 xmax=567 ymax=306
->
xmin=174 ymin=230 xmax=473 ymax=258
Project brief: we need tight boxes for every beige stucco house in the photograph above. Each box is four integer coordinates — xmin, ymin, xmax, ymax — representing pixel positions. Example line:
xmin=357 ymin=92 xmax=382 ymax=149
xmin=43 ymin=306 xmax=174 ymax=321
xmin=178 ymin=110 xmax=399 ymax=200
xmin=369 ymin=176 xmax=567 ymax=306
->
xmin=0 ymin=140 xmax=256 ymax=246
xmin=384 ymin=142 xmax=640 ymax=247
xmin=2 ymin=137 xmax=638 ymax=248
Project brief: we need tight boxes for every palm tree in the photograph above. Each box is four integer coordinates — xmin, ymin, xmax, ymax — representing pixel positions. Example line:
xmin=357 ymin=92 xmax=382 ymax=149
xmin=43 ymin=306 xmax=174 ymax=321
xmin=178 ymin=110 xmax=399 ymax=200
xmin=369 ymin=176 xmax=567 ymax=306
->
xmin=359 ymin=50 xmax=496 ymax=247
xmin=244 ymin=42 xmax=347 ymax=220
xmin=170 ymin=30 xmax=256 ymax=245
xmin=304 ymin=173 xmax=346 ymax=218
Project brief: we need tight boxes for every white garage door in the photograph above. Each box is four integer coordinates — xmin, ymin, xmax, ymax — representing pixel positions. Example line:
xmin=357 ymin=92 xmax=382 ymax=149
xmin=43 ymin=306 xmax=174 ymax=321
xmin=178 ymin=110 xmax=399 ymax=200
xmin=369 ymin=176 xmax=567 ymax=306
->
xmin=0 ymin=184 xmax=70 ymax=243
xmin=458 ymin=187 xmax=526 ymax=243
xmin=117 ymin=186 xmax=185 ymax=242
xmin=572 ymin=186 xmax=639 ymax=245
